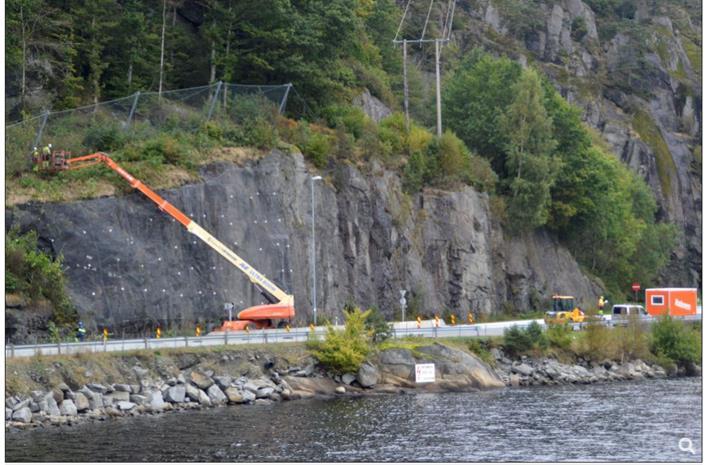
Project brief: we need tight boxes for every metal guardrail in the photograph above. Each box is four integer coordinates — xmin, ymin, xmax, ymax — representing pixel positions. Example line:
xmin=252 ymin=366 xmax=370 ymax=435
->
xmin=5 ymin=315 xmax=699 ymax=358
xmin=4 ymin=319 xmax=544 ymax=358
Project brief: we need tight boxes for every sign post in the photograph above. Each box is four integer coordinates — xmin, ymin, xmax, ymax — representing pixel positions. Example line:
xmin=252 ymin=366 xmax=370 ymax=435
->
xmin=399 ymin=289 xmax=407 ymax=328
xmin=632 ymin=283 xmax=641 ymax=303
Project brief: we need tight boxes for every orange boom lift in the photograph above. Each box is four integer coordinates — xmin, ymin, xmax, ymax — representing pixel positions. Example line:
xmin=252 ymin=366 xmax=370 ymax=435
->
xmin=40 ymin=151 xmax=294 ymax=331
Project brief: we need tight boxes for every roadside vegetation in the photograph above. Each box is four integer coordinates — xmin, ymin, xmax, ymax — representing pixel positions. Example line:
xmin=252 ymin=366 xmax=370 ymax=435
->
xmin=5 ymin=227 xmax=78 ymax=329
xmin=499 ymin=317 xmax=701 ymax=373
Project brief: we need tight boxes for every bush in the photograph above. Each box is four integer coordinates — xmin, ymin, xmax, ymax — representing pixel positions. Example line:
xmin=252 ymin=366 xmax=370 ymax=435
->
xmin=297 ymin=125 xmax=333 ymax=168
xmin=321 ymin=104 xmax=369 ymax=139
xmin=468 ymin=338 xmax=494 ymax=365
xmin=574 ymin=321 xmax=612 ymax=361
xmin=546 ymin=323 xmax=573 ymax=350
xmin=650 ymin=316 xmax=701 ymax=367
xmin=503 ymin=322 xmax=547 ymax=356
xmin=83 ymin=123 xmax=128 ymax=151
xmin=364 ymin=306 xmax=393 ymax=343
xmin=308 ymin=307 xmax=373 ymax=374
xmin=5 ymin=227 xmax=78 ymax=326
xmin=245 ymin=118 xmax=278 ymax=150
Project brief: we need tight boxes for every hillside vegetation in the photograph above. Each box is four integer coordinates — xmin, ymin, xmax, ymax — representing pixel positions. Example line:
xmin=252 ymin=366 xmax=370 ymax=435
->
xmin=5 ymin=0 xmax=681 ymax=302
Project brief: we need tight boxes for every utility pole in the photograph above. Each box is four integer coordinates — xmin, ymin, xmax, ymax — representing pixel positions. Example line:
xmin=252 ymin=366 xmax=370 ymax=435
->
xmin=158 ymin=0 xmax=167 ymax=98
xmin=435 ymin=39 xmax=442 ymax=137
xmin=310 ymin=176 xmax=322 ymax=326
xmin=403 ymin=39 xmax=410 ymax=131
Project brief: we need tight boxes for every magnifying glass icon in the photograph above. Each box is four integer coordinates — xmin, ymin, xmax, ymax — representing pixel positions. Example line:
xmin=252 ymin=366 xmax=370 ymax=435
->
xmin=679 ymin=438 xmax=696 ymax=455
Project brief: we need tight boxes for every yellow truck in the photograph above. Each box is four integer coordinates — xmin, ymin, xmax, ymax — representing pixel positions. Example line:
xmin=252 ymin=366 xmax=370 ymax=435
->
xmin=544 ymin=295 xmax=585 ymax=324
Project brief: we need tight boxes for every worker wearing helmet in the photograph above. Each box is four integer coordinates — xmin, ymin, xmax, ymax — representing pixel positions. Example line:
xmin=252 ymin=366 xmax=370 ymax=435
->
xmin=41 ymin=143 xmax=52 ymax=170
xmin=31 ymin=147 xmax=40 ymax=171
xmin=598 ymin=295 xmax=605 ymax=315
xmin=76 ymin=321 xmax=87 ymax=342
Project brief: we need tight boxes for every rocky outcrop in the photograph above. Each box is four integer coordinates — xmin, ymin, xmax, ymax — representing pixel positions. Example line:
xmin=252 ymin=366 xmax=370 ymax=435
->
xmin=353 ymin=89 xmax=392 ymax=123
xmin=457 ymin=0 xmax=701 ymax=287
xmin=374 ymin=343 xmax=505 ymax=391
xmin=6 ymin=151 xmax=600 ymax=338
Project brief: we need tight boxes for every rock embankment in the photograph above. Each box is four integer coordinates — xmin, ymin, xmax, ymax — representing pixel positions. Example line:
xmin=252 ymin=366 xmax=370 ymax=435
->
xmin=489 ymin=347 xmax=667 ymax=387
xmin=5 ymin=343 xmax=500 ymax=430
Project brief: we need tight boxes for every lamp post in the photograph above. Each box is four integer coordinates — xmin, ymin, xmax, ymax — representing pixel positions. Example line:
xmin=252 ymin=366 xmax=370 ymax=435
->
xmin=311 ymin=175 xmax=322 ymax=326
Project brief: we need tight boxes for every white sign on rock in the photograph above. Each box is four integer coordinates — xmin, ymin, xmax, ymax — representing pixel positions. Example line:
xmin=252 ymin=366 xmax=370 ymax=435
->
xmin=415 ymin=363 xmax=436 ymax=383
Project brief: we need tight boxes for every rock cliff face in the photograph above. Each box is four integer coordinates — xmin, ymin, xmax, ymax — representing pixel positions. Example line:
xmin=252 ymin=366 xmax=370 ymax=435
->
xmin=6 ymin=150 xmax=600 ymax=333
xmin=454 ymin=0 xmax=701 ymax=286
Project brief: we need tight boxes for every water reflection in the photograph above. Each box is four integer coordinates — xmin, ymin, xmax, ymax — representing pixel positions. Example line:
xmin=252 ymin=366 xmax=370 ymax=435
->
xmin=6 ymin=378 xmax=701 ymax=462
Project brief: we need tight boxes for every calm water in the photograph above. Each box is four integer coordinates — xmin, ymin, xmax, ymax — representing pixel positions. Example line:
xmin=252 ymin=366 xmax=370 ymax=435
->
xmin=5 ymin=378 xmax=702 ymax=462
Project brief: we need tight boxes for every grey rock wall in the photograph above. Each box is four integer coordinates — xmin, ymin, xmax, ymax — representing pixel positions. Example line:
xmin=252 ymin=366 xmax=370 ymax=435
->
xmin=6 ymin=151 xmax=600 ymax=333
xmin=456 ymin=0 xmax=701 ymax=287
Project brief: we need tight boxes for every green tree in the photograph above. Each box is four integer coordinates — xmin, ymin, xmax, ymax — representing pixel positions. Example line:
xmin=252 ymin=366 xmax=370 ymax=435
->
xmin=443 ymin=50 xmax=522 ymax=173
xmin=500 ymin=68 xmax=558 ymax=231
xmin=308 ymin=307 xmax=373 ymax=374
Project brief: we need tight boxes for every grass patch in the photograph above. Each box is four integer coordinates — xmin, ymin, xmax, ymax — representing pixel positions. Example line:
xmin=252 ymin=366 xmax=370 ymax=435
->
xmin=632 ymin=110 xmax=677 ymax=196
xmin=682 ymin=39 xmax=702 ymax=77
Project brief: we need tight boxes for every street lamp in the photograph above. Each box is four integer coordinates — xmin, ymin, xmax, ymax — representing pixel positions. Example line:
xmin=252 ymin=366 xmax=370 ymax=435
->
xmin=310 ymin=175 xmax=323 ymax=326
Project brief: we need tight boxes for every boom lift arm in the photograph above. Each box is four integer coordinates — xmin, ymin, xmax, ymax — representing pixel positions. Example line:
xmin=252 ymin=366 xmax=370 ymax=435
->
xmin=61 ymin=151 xmax=294 ymax=328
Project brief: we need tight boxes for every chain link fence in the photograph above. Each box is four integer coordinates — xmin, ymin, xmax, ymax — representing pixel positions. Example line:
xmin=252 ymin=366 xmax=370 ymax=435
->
xmin=5 ymin=82 xmax=292 ymax=177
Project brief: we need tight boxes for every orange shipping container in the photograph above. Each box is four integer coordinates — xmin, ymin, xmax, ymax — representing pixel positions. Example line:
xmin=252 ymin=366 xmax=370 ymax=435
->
xmin=645 ymin=288 xmax=698 ymax=316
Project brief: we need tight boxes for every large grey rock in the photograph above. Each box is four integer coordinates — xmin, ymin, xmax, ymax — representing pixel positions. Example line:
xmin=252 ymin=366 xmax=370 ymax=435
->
xmin=29 ymin=401 xmax=40 ymax=413
xmin=113 ymin=384 xmax=132 ymax=393
xmin=79 ymin=388 xmax=104 ymax=410
xmin=30 ymin=390 xmax=46 ymax=403
xmin=243 ymin=382 xmax=259 ymax=394
xmin=512 ymin=364 xmax=534 ymax=377
xmin=6 ymin=408 xmax=12 ymax=420
xmin=5 ymin=396 xmax=18 ymax=409
xmin=105 ymin=391 xmax=130 ymax=403
xmin=147 ymin=391 xmax=166 ymax=411
xmin=190 ymin=371 xmax=214 ymax=390
xmin=184 ymin=383 xmax=201 ymax=402
xmin=256 ymin=387 xmax=275 ymax=399
xmin=357 ymin=363 xmax=379 ymax=388
xmin=12 ymin=407 xmax=32 ymax=423
xmin=129 ymin=394 xmax=148 ymax=406
xmin=116 ymin=401 xmax=136 ymax=411
xmin=214 ymin=376 xmax=232 ymax=390
xmin=165 ymin=386 xmax=186 ymax=403
xmin=73 ymin=392 xmax=90 ymax=412
xmin=59 ymin=399 xmax=78 ymax=416
xmin=12 ymin=398 xmax=30 ymax=412
xmin=207 ymin=384 xmax=227 ymax=405
xmin=341 ymin=373 xmax=356 ymax=385
xmin=56 ymin=383 xmax=71 ymax=392
xmin=414 ymin=343 xmax=505 ymax=389
xmin=87 ymin=383 xmax=108 ymax=394
xmin=197 ymin=389 xmax=212 ymax=406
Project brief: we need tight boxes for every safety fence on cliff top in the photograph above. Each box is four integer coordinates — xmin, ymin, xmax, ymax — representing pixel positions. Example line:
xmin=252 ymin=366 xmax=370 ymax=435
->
xmin=5 ymin=81 xmax=292 ymax=176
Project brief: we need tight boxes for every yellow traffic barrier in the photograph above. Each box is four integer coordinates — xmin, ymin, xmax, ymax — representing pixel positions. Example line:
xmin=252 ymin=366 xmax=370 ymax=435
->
xmin=156 ymin=327 xmax=162 ymax=339
xmin=103 ymin=327 xmax=109 ymax=342
xmin=285 ymin=324 xmax=291 ymax=333
xmin=450 ymin=314 xmax=456 ymax=326
xmin=416 ymin=316 xmax=421 ymax=328
xmin=434 ymin=315 xmax=440 ymax=328
xmin=468 ymin=313 xmax=475 ymax=324
xmin=195 ymin=325 xmax=202 ymax=337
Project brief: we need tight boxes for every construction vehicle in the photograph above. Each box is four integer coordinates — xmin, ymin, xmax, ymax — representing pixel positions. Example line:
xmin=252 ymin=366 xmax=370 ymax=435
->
xmin=544 ymin=295 xmax=584 ymax=324
xmin=35 ymin=150 xmax=294 ymax=332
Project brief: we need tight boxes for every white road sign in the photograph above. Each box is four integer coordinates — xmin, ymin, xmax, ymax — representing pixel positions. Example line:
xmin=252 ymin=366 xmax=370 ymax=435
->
xmin=415 ymin=363 xmax=436 ymax=383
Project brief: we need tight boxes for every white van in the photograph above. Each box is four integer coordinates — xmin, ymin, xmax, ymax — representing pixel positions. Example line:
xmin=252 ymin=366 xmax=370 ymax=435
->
xmin=601 ymin=304 xmax=647 ymax=323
